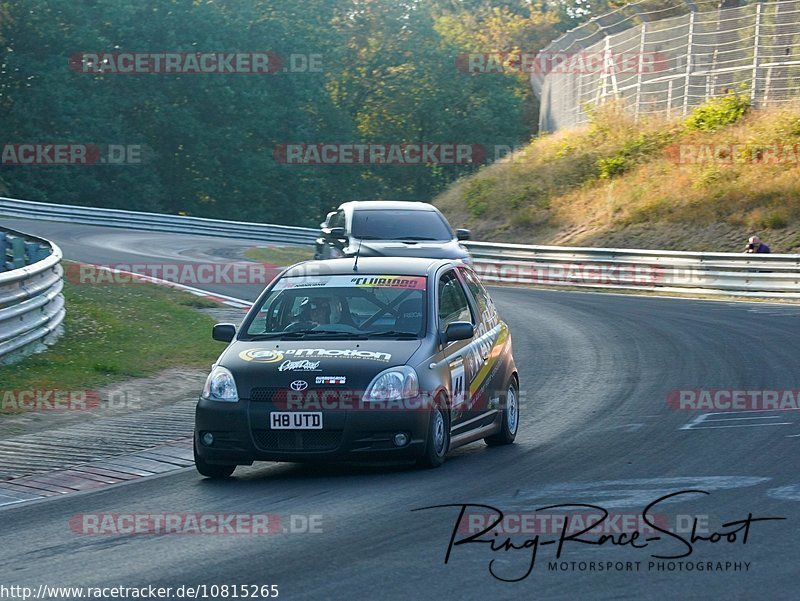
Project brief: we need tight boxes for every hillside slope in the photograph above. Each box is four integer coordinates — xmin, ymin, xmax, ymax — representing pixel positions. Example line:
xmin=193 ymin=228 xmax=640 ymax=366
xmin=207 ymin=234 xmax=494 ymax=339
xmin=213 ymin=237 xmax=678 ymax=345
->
xmin=435 ymin=97 xmax=800 ymax=253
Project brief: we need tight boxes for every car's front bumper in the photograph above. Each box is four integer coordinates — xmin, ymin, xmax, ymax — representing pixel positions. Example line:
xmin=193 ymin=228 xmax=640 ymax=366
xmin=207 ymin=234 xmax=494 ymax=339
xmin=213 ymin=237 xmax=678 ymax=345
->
xmin=194 ymin=396 xmax=432 ymax=465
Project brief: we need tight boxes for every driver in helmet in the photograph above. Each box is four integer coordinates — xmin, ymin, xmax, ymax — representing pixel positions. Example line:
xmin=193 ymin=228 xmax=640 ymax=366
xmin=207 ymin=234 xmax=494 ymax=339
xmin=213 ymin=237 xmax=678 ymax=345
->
xmin=298 ymin=296 xmax=331 ymax=326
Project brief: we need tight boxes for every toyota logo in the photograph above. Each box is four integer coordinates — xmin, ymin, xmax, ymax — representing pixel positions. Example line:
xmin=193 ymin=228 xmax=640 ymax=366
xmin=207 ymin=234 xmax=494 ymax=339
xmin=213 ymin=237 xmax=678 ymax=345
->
xmin=290 ymin=380 xmax=309 ymax=391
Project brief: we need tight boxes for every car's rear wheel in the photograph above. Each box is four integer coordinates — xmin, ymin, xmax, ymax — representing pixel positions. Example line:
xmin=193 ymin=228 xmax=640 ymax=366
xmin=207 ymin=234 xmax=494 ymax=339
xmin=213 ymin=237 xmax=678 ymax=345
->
xmin=418 ymin=396 xmax=450 ymax=469
xmin=194 ymin=443 xmax=236 ymax=479
xmin=485 ymin=378 xmax=519 ymax=446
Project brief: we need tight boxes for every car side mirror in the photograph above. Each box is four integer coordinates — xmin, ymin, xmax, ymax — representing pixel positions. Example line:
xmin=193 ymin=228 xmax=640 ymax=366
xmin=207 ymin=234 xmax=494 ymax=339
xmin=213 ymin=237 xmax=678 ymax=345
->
xmin=456 ymin=229 xmax=471 ymax=241
xmin=212 ymin=323 xmax=236 ymax=343
xmin=443 ymin=321 xmax=474 ymax=343
xmin=329 ymin=227 xmax=346 ymax=239
xmin=320 ymin=211 xmax=337 ymax=229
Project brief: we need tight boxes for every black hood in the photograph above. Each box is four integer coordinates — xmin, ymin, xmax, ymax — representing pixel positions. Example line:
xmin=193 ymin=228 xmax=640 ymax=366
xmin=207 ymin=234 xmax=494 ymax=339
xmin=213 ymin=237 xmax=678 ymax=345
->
xmin=220 ymin=339 xmax=423 ymax=400
xmin=348 ymin=239 xmax=468 ymax=260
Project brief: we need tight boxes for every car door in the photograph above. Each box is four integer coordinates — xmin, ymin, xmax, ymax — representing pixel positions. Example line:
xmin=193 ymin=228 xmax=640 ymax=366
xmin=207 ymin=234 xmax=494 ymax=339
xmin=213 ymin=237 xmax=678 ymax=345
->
xmin=459 ymin=267 xmax=506 ymax=415
xmin=432 ymin=268 xmax=478 ymax=429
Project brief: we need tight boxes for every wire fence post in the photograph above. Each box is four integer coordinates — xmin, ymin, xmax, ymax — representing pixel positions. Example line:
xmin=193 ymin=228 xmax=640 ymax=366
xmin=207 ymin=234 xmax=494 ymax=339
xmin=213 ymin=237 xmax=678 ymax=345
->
xmin=667 ymin=79 xmax=674 ymax=117
xmin=598 ymin=35 xmax=612 ymax=102
xmin=634 ymin=23 xmax=648 ymax=119
xmin=752 ymin=1 xmax=763 ymax=103
xmin=533 ymin=0 xmax=800 ymax=131
xmin=682 ymin=9 xmax=696 ymax=116
xmin=764 ymin=64 xmax=773 ymax=103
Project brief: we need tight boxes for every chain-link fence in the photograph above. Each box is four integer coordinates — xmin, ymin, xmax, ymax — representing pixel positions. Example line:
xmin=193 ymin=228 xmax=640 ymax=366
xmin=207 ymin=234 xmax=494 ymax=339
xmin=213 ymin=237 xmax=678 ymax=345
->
xmin=533 ymin=0 xmax=800 ymax=132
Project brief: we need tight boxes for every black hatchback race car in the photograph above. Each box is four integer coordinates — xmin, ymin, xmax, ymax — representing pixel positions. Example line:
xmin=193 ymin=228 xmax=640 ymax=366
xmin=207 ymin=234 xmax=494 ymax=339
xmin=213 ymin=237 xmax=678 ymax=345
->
xmin=194 ymin=257 xmax=518 ymax=478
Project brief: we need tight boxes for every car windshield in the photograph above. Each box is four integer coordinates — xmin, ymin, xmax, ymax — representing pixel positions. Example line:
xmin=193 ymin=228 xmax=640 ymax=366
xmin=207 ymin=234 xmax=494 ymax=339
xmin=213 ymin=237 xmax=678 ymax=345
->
xmin=241 ymin=274 xmax=427 ymax=339
xmin=351 ymin=209 xmax=452 ymax=241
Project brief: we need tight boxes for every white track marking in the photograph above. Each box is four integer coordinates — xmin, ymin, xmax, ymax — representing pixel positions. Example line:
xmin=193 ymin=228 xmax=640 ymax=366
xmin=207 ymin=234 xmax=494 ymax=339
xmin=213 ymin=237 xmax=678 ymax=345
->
xmin=681 ymin=410 xmax=794 ymax=430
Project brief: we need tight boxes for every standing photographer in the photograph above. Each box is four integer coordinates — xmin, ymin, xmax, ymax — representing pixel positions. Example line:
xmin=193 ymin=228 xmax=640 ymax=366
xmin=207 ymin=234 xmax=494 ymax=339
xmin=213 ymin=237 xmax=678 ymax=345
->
xmin=744 ymin=235 xmax=771 ymax=253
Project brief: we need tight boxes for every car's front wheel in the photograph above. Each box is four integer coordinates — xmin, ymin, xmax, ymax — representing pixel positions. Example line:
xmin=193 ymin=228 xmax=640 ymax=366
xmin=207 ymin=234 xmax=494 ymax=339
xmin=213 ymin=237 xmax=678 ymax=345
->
xmin=485 ymin=377 xmax=519 ymax=446
xmin=194 ymin=443 xmax=236 ymax=479
xmin=417 ymin=396 xmax=450 ymax=469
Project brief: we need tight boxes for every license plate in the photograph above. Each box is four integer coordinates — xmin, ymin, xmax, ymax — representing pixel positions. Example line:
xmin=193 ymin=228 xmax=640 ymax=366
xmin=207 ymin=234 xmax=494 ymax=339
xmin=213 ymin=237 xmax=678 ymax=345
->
xmin=270 ymin=412 xmax=323 ymax=430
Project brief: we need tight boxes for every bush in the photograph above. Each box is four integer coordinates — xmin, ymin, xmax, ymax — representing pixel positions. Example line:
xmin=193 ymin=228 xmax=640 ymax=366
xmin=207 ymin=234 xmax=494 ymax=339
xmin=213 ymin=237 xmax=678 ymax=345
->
xmin=597 ymin=132 xmax=674 ymax=179
xmin=463 ymin=178 xmax=493 ymax=217
xmin=685 ymin=90 xmax=751 ymax=133
xmin=763 ymin=211 xmax=788 ymax=229
xmin=597 ymin=155 xmax=629 ymax=179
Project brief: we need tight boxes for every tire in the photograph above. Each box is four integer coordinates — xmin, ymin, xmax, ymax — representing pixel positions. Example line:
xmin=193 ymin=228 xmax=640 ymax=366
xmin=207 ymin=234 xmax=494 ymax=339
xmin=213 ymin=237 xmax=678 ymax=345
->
xmin=484 ymin=378 xmax=519 ymax=446
xmin=194 ymin=443 xmax=236 ymax=479
xmin=417 ymin=397 xmax=450 ymax=469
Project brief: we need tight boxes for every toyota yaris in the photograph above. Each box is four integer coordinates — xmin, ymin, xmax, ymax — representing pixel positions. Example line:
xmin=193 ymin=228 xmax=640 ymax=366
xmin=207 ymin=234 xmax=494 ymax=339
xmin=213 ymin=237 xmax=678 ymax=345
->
xmin=194 ymin=257 xmax=518 ymax=478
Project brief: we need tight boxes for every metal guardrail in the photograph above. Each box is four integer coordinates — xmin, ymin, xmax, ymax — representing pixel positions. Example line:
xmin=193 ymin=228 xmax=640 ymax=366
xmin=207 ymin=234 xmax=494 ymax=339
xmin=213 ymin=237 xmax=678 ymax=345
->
xmin=0 ymin=228 xmax=65 ymax=363
xmin=2 ymin=196 xmax=798 ymax=299
xmin=466 ymin=240 xmax=800 ymax=298
xmin=0 ymin=197 xmax=318 ymax=245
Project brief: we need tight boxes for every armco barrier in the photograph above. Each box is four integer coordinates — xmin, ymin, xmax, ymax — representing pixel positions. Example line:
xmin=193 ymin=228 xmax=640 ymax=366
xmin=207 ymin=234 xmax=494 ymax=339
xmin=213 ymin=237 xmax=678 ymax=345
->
xmin=467 ymin=241 xmax=800 ymax=298
xmin=0 ymin=228 xmax=65 ymax=363
xmin=0 ymin=197 xmax=318 ymax=245
xmin=2 ymin=197 xmax=799 ymax=299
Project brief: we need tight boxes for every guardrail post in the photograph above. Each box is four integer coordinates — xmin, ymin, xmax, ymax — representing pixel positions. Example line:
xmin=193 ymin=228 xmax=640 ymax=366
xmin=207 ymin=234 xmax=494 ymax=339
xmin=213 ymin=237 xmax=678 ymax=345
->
xmin=25 ymin=241 xmax=49 ymax=263
xmin=9 ymin=235 xmax=25 ymax=269
xmin=0 ymin=233 xmax=7 ymax=273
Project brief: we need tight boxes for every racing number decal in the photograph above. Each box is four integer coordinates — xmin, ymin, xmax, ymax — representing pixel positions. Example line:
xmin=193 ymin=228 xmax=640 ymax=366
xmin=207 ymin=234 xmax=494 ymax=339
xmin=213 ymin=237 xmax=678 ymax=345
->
xmin=449 ymin=357 xmax=466 ymax=409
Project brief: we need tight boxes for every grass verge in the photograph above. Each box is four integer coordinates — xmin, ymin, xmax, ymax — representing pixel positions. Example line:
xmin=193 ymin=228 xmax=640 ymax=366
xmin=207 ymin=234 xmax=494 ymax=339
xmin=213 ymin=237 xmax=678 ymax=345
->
xmin=435 ymin=96 xmax=800 ymax=253
xmin=244 ymin=245 xmax=314 ymax=266
xmin=0 ymin=271 xmax=225 ymax=397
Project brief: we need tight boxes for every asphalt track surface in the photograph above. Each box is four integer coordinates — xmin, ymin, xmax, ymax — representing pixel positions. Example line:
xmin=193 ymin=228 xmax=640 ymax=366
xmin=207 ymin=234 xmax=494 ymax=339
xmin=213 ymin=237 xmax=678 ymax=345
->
xmin=2 ymin=219 xmax=799 ymax=600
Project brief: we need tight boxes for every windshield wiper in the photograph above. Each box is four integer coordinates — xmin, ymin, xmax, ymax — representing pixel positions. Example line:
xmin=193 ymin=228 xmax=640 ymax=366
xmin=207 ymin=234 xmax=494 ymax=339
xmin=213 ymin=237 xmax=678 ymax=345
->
xmin=365 ymin=330 xmax=419 ymax=338
xmin=397 ymin=236 xmax=440 ymax=241
xmin=283 ymin=330 xmax=368 ymax=339
xmin=244 ymin=333 xmax=287 ymax=340
xmin=244 ymin=330 xmax=368 ymax=340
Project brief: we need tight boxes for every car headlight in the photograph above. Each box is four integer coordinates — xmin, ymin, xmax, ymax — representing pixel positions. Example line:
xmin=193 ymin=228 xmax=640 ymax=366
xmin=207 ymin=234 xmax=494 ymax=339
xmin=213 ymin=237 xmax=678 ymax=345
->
xmin=363 ymin=366 xmax=419 ymax=402
xmin=202 ymin=366 xmax=239 ymax=402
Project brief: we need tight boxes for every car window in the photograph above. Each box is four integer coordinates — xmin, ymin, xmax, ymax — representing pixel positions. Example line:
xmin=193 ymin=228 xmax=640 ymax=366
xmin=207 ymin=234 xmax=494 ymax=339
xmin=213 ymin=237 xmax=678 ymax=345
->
xmin=242 ymin=274 xmax=427 ymax=338
xmin=351 ymin=209 xmax=452 ymax=241
xmin=438 ymin=271 xmax=472 ymax=330
xmin=329 ymin=210 xmax=345 ymax=229
xmin=461 ymin=268 xmax=498 ymax=327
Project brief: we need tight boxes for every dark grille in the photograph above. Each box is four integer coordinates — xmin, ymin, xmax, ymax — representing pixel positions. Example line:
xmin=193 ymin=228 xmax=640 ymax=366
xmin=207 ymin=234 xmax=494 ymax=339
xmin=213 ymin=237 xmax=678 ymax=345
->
xmin=250 ymin=386 xmax=356 ymax=408
xmin=252 ymin=429 xmax=343 ymax=451
xmin=250 ymin=387 xmax=278 ymax=402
